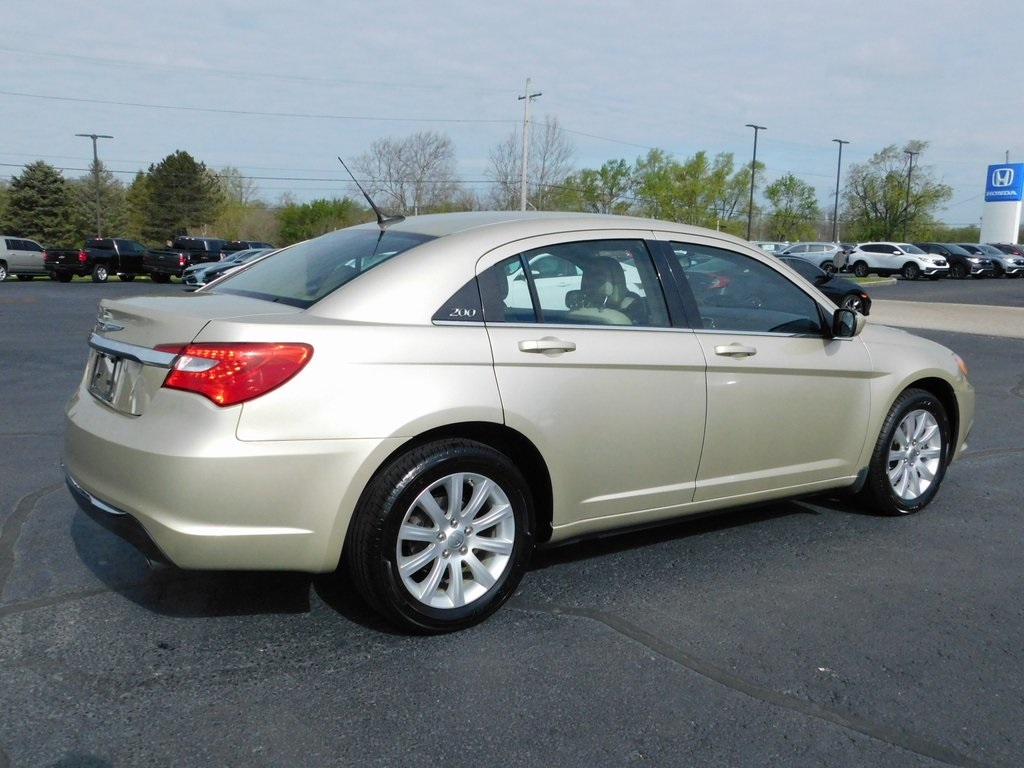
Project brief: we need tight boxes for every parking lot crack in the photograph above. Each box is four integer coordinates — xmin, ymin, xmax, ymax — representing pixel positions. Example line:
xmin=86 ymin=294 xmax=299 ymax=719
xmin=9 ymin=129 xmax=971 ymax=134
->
xmin=0 ymin=483 xmax=63 ymax=601
xmin=512 ymin=600 xmax=993 ymax=768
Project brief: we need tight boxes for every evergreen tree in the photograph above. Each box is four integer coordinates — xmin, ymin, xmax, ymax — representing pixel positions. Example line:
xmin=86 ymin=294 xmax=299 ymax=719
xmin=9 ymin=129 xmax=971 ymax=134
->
xmin=5 ymin=161 xmax=73 ymax=245
xmin=142 ymin=150 xmax=225 ymax=242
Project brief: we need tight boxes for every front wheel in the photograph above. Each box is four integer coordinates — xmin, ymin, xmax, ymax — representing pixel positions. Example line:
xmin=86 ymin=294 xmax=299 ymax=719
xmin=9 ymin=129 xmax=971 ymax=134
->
xmin=852 ymin=261 xmax=869 ymax=278
xmin=858 ymin=389 xmax=950 ymax=516
xmin=346 ymin=439 xmax=534 ymax=633
xmin=91 ymin=264 xmax=109 ymax=283
xmin=950 ymin=263 xmax=968 ymax=279
xmin=901 ymin=262 xmax=920 ymax=280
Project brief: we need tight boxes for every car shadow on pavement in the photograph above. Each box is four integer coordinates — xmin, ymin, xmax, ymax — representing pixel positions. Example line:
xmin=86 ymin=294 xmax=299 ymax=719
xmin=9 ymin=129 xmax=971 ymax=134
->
xmin=528 ymin=500 xmax=819 ymax=570
xmin=69 ymin=509 xmax=402 ymax=632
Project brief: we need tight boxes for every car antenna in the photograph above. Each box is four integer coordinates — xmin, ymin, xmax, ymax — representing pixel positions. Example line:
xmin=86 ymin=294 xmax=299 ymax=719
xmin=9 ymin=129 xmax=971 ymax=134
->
xmin=337 ymin=156 xmax=405 ymax=231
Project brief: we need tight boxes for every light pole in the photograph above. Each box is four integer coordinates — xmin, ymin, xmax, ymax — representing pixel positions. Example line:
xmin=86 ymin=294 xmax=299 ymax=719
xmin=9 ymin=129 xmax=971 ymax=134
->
xmin=903 ymin=149 xmax=919 ymax=241
xmin=75 ymin=133 xmax=114 ymax=237
xmin=518 ymin=78 xmax=541 ymax=211
xmin=745 ymin=124 xmax=766 ymax=240
xmin=831 ymin=139 xmax=849 ymax=242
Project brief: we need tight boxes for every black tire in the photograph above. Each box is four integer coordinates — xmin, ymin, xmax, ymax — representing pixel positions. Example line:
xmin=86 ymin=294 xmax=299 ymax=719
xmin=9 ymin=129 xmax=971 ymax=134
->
xmin=840 ymin=293 xmax=867 ymax=314
xmin=820 ymin=261 xmax=836 ymax=278
xmin=852 ymin=261 xmax=869 ymax=278
xmin=950 ymin=263 xmax=968 ymax=279
xmin=56 ymin=271 xmax=73 ymax=283
xmin=91 ymin=264 xmax=109 ymax=283
xmin=346 ymin=438 xmax=534 ymax=633
xmin=858 ymin=389 xmax=950 ymax=516
xmin=151 ymin=272 xmax=171 ymax=284
xmin=119 ymin=273 xmax=136 ymax=282
xmin=901 ymin=262 xmax=920 ymax=280
xmin=16 ymin=274 xmax=34 ymax=281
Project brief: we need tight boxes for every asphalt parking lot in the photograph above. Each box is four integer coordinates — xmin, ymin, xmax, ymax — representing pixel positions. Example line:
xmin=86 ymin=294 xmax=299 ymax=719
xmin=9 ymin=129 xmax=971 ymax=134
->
xmin=1 ymin=276 xmax=1022 ymax=767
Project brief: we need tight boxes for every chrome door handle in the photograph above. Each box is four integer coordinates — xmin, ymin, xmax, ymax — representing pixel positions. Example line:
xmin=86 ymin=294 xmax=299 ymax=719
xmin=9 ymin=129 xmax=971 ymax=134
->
xmin=518 ymin=338 xmax=577 ymax=355
xmin=714 ymin=343 xmax=757 ymax=358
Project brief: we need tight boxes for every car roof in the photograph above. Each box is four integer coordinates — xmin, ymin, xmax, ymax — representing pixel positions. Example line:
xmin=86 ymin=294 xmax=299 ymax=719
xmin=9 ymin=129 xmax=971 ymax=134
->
xmin=347 ymin=210 xmax=736 ymax=242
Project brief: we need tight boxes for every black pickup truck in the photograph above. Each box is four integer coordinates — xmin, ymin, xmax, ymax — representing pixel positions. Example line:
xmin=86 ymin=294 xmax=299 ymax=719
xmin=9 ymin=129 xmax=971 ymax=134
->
xmin=44 ymin=238 xmax=150 ymax=282
xmin=143 ymin=236 xmax=227 ymax=282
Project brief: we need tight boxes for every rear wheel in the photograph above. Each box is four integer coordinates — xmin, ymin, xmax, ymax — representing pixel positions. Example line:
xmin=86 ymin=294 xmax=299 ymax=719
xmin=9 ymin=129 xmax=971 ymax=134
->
xmin=346 ymin=439 xmax=534 ymax=633
xmin=858 ymin=389 xmax=949 ymax=516
xmin=901 ymin=262 xmax=920 ymax=280
xmin=91 ymin=264 xmax=109 ymax=283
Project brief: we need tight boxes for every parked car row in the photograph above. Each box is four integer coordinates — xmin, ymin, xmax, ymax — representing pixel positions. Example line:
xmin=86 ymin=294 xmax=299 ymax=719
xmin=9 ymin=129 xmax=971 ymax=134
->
xmin=754 ymin=240 xmax=1024 ymax=281
xmin=1 ymin=236 xmax=276 ymax=283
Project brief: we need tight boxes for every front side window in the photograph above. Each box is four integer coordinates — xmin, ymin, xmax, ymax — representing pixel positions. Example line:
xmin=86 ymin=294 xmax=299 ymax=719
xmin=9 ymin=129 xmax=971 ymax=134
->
xmin=670 ymin=242 xmax=823 ymax=334
xmin=478 ymin=239 xmax=669 ymax=327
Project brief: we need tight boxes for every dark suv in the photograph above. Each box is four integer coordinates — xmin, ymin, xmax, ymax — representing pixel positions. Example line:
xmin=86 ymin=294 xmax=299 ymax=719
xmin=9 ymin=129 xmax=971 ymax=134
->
xmin=914 ymin=243 xmax=994 ymax=279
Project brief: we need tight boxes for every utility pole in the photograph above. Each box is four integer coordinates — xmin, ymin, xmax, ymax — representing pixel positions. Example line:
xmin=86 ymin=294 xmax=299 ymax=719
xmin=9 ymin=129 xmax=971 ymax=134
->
xmin=745 ymin=124 xmax=766 ymax=240
xmin=903 ymin=149 xmax=919 ymax=241
xmin=831 ymin=139 xmax=849 ymax=242
xmin=518 ymin=78 xmax=541 ymax=211
xmin=76 ymin=133 xmax=114 ymax=237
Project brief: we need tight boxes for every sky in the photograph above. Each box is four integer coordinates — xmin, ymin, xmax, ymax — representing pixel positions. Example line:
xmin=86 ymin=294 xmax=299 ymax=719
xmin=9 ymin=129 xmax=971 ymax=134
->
xmin=3 ymin=0 xmax=1022 ymax=229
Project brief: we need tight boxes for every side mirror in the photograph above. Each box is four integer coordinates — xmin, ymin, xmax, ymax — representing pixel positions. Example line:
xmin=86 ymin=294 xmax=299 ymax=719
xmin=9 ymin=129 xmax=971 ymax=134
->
xmin=831 ymin=307 xmax=865 ymax=338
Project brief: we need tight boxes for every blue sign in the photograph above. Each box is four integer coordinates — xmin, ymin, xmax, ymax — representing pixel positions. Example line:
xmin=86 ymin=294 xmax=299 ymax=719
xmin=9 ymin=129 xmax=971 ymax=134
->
xmin=984 ymin=163 xmax=1024 ymax=202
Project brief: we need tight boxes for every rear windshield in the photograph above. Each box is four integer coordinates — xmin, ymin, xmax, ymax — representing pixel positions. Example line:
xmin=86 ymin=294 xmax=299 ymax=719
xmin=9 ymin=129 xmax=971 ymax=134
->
xmin=212 ymin=227 xmax=433 ymax=308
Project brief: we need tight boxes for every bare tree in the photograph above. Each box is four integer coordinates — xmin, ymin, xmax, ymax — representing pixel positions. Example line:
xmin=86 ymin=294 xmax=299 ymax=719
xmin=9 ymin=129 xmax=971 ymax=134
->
xmin=486 ymin=116 xmax=574 ymax=210
xmin=354 ymin=132 xmax=462 ymax=216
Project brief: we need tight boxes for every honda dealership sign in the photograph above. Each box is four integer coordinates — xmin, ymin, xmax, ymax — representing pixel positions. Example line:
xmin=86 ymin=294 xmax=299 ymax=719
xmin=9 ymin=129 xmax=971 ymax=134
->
xmin=980 ymin=163 xmax=1024 ymax=243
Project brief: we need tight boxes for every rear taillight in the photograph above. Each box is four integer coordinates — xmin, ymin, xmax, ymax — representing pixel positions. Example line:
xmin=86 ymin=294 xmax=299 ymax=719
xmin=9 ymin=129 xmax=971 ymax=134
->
xmin=78 ymin=250 xmax=88 ymax=263
xmin=154 ymin=342 xmax=313 ymax=406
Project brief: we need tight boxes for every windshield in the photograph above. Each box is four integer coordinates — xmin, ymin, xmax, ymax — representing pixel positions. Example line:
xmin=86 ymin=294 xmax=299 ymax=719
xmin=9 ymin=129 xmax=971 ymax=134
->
xmin=213 ymin=227 xmax=433 ymax=308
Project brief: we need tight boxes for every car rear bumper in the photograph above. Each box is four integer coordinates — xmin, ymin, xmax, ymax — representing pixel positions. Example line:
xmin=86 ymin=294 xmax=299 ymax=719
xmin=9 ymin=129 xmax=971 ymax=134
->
xmin=63 ymin=390 xmax=398 ymax=573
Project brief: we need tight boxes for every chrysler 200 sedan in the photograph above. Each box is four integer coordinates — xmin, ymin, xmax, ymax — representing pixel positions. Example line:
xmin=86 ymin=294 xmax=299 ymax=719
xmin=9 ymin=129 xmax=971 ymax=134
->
xmin=63 ymin=212 xmax=974 ymax=633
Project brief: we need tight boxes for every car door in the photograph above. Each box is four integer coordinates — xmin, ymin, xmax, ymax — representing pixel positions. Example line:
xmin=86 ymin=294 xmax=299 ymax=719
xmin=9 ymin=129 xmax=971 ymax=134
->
xmin=655 ymin=234 xmax=874 ymax=503
xmin=478 ymin=232 xmax=708 ymax=540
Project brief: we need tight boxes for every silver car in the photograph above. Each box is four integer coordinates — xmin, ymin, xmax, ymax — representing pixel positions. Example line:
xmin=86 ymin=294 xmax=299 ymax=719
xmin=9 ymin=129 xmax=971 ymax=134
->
xmin=777 ymin=242 xmax=847 ymax=276
xmin=63 ymin=212 xmax=975 ymax=633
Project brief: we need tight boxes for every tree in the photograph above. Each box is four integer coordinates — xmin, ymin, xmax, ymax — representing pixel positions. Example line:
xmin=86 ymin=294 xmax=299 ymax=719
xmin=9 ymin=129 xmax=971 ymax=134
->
xmin=141 ymin=150 xmax=225 ymax=242
xmin=764 ymin=173 xmax=821 ymax=241
xmin=354 ymin=132 xmax=462 ymax=216
xmin=486 ymin=116 xmax=574 ymax=210
xmin=549 ymin=160 xmax=634 ymax=214
xmin=67 ymin=160 xmax=127 ymax=241
xmin=218 ymin=166 xmax=260 ymax=205
xmin=841 ymin=141 xmax=952 ymax=241
xmin=4 ymin=161 xmax=73 ymax=245
xmin=276 ymin=197 xmax=367 ymax=244
xmin=632 ymin=149 xmax=750 ymax=232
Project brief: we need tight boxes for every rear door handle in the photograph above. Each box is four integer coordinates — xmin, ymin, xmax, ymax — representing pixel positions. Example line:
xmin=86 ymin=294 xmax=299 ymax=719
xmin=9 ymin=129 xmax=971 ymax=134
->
xmin=518 ymin=337 xmax=577 ymax=355
xmin=714 ymin=343 xmax=757 ymax=358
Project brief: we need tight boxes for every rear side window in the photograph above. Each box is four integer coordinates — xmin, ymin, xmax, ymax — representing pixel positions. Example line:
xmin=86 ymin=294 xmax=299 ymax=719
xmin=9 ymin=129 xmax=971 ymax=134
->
xmin=215 ymin=228 xmax=433 ymax=308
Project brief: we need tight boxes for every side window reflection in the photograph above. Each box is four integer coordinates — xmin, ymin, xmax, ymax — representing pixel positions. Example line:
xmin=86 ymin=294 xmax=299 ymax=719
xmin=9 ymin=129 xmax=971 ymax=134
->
xmin=480 ymin=240 xmax=669 ymax=327
xmin=670 ymin=242 xmax=824 ymax=334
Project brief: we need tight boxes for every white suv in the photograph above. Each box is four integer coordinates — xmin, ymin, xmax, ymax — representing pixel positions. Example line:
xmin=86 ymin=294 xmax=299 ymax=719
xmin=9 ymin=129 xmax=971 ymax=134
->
xmin=0 ymin=235 xmax=47 ymax=281
xmin=847 ymin=242 xmax=948 ymax=280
